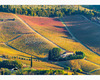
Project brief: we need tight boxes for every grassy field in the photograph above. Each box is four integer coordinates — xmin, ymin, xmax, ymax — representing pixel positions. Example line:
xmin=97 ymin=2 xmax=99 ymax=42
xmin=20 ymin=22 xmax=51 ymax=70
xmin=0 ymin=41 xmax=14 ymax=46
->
xmin=0 ymin=12 xmax=33 ymax=42
xmin=18 ymin=15 xmax=100 ymax=65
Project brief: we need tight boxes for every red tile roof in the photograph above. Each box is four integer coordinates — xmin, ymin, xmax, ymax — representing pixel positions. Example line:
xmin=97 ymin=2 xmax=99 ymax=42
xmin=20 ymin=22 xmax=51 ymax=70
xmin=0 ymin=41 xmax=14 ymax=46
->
xmin=66 ymin=51 xmax=73 ymax=53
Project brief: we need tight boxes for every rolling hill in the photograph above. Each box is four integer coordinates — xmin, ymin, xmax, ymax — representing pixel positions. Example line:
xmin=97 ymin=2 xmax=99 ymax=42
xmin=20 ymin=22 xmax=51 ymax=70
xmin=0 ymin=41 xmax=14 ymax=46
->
xmin=18 ymin=14 xmax=100 ymax=65
xmin=0 ymin=12 xmax=65 ymax=70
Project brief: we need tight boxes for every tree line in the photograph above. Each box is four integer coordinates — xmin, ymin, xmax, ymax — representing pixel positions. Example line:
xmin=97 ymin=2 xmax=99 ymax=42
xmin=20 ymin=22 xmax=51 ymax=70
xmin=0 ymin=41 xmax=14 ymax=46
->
xmin=0 ymin=5 xmax=100 ymax=18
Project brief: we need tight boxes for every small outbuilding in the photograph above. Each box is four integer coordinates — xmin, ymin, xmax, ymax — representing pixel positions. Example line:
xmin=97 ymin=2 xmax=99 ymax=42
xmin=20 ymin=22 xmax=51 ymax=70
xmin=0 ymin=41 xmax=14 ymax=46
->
xmin=61 ymin=51 xmax=74 ymax=58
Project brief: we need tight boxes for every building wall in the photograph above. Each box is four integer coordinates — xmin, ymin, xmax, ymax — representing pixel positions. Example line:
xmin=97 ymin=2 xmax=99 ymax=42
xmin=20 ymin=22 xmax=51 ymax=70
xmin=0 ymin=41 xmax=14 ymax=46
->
xmin=61 ymin=52 xmax=74 ymax=58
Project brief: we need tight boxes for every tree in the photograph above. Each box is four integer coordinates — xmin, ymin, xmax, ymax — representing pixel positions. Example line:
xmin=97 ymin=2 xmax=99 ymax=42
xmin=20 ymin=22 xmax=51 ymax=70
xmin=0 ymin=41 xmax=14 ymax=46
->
xmin=31 ymin=55 xmax=33 ymax=67
xmin=12 ymin=60 xmax=23 ymax=69
xmin=75 ymin=51 xmax=84 ymax=55
xmin=25 ymin=11 xmax=28 ymax=15
xmin=48 ymin=47 xmax=61 ymax=61
xmin=48 ymin=50 xmax=52 ymax=60
xmin=14 ymin=8 xmax=17 ymax=14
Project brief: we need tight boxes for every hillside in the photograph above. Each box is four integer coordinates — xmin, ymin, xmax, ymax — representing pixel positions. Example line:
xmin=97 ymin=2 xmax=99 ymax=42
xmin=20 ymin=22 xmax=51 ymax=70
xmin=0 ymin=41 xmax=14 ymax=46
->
xmin=18 ymin=14 xmax=100 ymax=65
xmin=8 ymin=34 xmax=58 ymax=56
xmin=62 ymin=15 xmax=100 ymax=55
xmin=0 ymin=12 xmax=66 ymax=70
xmin=1 ymin=12 xmax=100 ymax=74
xmin=0 ymin=43 xmax=31 ymax=58
xmin=56 ymin=59 xmax=100 ymax=72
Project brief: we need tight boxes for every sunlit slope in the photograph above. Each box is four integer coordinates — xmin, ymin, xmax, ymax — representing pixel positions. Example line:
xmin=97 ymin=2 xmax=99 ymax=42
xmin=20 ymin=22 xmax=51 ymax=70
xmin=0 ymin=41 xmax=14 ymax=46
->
xmin=0 ymin=12 xmax=33 ymax=42
xmin=0 ymin=43 xmax=31 ymax=58
xmin=8 ymin=34 xmax=58 ymax=56
xmin=57 ymin=59 xmax=100 ymax=72
xmin=62 ymin=15 xmax=100 ymax=55
xmin=18 ymin=15 xmax=100 ymax=65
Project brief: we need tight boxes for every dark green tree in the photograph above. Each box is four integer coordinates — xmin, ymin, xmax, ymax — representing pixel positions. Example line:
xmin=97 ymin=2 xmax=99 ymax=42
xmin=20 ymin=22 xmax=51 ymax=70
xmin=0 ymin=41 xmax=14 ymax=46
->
xmin=48 ymin=47 xmax=61 ymax=61
xmin=31 ymin=55 xmax=33 ymax=67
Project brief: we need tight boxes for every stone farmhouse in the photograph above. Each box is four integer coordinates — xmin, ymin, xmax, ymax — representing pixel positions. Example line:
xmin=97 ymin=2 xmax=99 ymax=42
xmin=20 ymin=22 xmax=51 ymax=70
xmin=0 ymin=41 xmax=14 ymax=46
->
xmin=61 ymin=51 xmax=74 ymax=58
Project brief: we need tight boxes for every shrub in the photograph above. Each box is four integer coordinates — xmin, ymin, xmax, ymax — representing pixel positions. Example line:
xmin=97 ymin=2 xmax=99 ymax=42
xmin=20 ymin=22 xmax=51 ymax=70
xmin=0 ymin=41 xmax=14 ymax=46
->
xmin=64 ymin=73 xmax=68 ymax=75
xmin=4 ymin=69 xmax=11 ymax=75
xmin=77 ymin=69 xmax=83 ymax=72
xmin=16 ymin=70 xmax=23 ymax=75
xmin=0 ymin=60 xmax=23 ymax=69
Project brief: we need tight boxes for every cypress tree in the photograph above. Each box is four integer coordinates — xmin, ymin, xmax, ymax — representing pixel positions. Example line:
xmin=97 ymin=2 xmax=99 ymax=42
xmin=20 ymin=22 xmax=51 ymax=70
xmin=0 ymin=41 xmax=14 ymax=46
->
xmin=31 ymin=55 xmax=33 ymax=67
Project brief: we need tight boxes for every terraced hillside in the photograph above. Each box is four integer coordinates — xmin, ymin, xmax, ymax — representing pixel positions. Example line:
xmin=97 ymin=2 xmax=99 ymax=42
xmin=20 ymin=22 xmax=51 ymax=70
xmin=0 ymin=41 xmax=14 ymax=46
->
xmin=62 ymin=15 xmax=100 ymax=55
xmin=18 ymin=15 xmax=100 ymax=65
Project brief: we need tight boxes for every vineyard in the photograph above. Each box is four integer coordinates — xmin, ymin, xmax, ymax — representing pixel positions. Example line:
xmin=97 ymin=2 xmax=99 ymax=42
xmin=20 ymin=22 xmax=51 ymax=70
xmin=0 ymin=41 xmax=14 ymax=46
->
xmin=62 ymin=15 xmax=100 ymax=55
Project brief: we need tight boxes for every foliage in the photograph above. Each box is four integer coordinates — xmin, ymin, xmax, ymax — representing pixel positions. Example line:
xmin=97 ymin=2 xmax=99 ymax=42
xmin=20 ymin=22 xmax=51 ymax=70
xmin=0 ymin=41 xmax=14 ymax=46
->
xmin=0 ymin=5 xmax=99 ymax=18
xmin=0 ymin=60 xmax=23 ymax=69
xmin=0 ymin=68 xmax=64 ymax=75
xmin=49 ymin=50 xmax=85 ymax=61
xmin=75 ymin=51 xmax=84 ymax=55
xmin=31 ymin=55 xmax=33 ymax=67
xmin=0 ymin=68 xmax=11 ymax=75
xmin=16 ymin=69 xmax=64 ymax=75
xmin=48 ymin=48 xmax=61 ymax=61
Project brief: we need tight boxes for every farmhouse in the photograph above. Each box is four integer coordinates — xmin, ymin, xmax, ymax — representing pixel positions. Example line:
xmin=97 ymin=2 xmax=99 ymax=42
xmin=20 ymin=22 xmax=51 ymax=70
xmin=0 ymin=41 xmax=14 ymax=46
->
xmin=61 ymin=51 xmax=74 ymax=58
